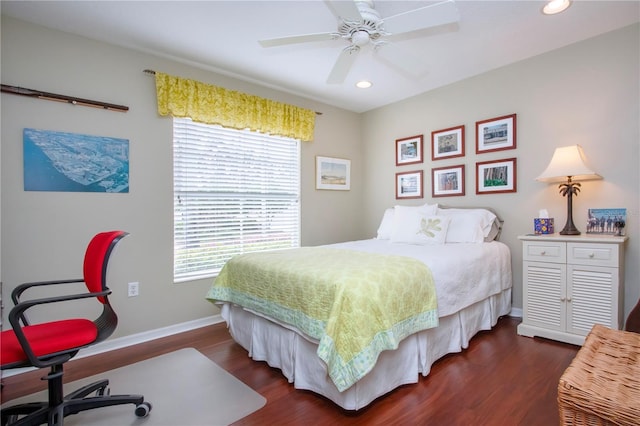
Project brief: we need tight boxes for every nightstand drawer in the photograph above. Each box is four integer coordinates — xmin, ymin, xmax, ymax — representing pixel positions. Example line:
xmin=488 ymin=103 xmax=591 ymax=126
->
xmin=568 ymin=243 xmax=619 ymax=267
xmin=523 ymin=241 xmax=566 ymax=263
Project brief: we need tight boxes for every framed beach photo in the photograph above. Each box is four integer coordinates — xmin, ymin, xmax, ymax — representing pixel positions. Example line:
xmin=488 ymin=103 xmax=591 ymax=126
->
xmin=432 ymin=164 xmax=465 ymax=197
xmin=396 ymin=170 xmax=423 ymax=199
xmin=476 ymin=114 xmax=517 ymax=154
xmin=587 ymin=208 xmax=626 ymax=236
xmin=431 ymin=125 xmax=465 ymax=161
xmin=395 ymin=135 xmax=423 ymax=166
xmin=316 ymin=156 xmax=350 ymax=190
xmin=476 ymin=158 xmax=517 ymax=194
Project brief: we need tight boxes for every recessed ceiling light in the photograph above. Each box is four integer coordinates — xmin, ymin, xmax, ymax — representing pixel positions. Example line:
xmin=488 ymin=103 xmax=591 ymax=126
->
xmin=356 ymin=80 xmax=372 ymax=89
xmin=542 ymin=0 xmax=571 ymax=15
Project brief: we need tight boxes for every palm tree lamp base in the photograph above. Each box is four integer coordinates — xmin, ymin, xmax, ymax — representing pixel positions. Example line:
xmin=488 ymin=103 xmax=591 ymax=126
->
xmin=558 ymin=180 xmax=581 ymax=235
xmin=559 ymin=220 xmax=581 ymax=235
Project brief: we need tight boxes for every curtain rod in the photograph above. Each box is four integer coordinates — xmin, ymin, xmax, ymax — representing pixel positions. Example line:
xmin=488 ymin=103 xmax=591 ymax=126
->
xmin=143 ymin=69 xmax=322 ymax=115
xmin=0 ymin=84 xmax=129 ymax=112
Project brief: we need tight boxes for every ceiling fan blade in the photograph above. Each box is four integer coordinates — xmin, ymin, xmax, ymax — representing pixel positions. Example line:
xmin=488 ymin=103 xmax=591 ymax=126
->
xmin=383 ymin=0 xmax=460 ymax=35
xmin=327 ymin=47 xmax=359 ymax=84
xmin=375 ymin=42 xmax=428 ymax=76
xmin=259 ymin=32 xmax=338 ymax=48
xmin=324 ymin=0 xmax=362 ymax=22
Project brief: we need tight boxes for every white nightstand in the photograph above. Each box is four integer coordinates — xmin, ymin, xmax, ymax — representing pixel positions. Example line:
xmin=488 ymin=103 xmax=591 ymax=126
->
xmin=517 ymin=234 xmax=628 ymax=345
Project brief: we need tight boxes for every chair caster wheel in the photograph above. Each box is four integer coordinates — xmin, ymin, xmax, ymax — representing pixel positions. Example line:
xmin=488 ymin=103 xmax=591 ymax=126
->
xmin=135 ymin=401 xmax=152 ymax=417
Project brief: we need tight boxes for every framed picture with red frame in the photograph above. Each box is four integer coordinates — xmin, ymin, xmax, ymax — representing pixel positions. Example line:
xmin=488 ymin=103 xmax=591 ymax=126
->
xmin=476 ymin=158 xmax=517 ymax=194
xmin=396 ymin=170 xmax=423 ymax=199
xmin=395 ymin=135 xmax=423 ymax=166
xmin=432 ymin=164 xmax=465 ymax=197
xmin=476 ymin=114 xmax=516 ymax=154
xmin=431 ymin=125 xmax=464 ymax=161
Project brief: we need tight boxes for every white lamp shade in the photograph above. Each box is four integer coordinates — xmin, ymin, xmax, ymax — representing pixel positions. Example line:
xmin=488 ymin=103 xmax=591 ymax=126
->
xmin=536 ymin=145 xmax=602 ymax=183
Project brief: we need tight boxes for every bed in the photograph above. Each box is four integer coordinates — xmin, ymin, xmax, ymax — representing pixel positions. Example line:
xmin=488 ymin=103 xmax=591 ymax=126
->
xmin=206 ymin=204 xmax=512 ymax=410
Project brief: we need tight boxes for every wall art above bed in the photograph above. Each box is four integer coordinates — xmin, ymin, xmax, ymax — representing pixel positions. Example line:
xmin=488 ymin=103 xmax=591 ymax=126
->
xmin=396 ymin=170 xmax=423 ymax=199
xmin=476 ymin=158 xmax=517 ymax=194
xmin=475 ymin=114 xmax=517 ymax=154
xmin=432 ymin=164 xmax=465 ymax=197
xmin=431 ymin=125 xmax=465 ymax=161
xmin=395 ymin=134 xmax=423 ymax=166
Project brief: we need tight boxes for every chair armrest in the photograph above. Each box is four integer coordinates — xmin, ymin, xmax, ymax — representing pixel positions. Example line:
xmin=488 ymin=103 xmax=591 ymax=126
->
xmin=8 ymin=289 xmax=111 ymax=369
xmin=11 ymin=278 xmax=84 ymax=305
xmin=11 ymin=278 xmax=84 ymax=326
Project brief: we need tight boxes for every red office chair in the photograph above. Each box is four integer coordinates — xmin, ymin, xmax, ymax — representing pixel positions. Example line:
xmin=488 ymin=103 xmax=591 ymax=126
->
xmin=1 ymin=231 xmax=151 ymax=426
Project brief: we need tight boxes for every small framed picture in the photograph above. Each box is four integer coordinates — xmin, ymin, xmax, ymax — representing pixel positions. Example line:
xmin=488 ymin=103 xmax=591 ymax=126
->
xmin=432 ymin=164 xmax=465 ymax=197
xmin=395 ymin=135 xmax=423 ymax=166
xmin=316 ymin=156 xmax=351 ymax=190
xmin=476 ymin=158 xmax=517 ymax=194
xmin=396 ymin=170 xmax=423 ymax=199
xmin=587 ymin=208 xmax=626 ymax=236
xmin=476 ymin=114 xmax=517 ymax=154
xmin=431 ymin=125 xmax=465 ymax=161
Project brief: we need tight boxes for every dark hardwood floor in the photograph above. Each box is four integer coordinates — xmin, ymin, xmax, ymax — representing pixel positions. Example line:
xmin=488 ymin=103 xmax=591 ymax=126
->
xmin=1 ymin=317 xmax=579 ymax=425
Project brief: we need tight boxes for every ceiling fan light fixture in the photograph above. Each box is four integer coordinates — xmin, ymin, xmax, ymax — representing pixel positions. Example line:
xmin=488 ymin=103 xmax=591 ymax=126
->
xmin=356 ymin=80 xmax=372 ymax=89
xmin=542 ymin=0 xmax=571 ymax=15
xmin=351 ymin=30 xmax=371 ymax=47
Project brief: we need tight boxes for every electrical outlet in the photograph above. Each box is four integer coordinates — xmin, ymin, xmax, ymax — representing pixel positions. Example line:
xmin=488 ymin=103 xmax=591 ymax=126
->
xmin=128 ymin=282 xmax=139 ymax=297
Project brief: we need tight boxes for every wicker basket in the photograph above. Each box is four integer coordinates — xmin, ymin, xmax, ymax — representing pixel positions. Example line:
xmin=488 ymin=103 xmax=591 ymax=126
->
xmin=558 ymin=324 xmax=640 ymax=426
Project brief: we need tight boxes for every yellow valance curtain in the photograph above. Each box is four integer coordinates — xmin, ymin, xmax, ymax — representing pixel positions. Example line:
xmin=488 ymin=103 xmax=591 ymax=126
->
xmin=155 ymin=72 xmax=315 ymax=142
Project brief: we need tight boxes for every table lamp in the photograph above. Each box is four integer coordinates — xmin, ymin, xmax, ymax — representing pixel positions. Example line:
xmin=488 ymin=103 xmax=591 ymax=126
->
xmin=536 ymin=145 xmax=602 ymax=235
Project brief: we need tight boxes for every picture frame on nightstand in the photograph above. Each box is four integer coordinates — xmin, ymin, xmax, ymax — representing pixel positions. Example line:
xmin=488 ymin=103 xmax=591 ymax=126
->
xmin=587 ymin=208 xmax=626 ymax=236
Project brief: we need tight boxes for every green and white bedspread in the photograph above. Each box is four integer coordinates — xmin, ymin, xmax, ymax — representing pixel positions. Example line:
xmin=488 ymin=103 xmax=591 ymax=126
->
xmin=206 ymin=247 xmax=438 ymax=392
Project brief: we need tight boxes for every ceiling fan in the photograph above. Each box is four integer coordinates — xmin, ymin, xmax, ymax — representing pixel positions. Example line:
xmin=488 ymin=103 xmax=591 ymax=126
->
xmin=258 ymin=0 xmax=460 ymax=84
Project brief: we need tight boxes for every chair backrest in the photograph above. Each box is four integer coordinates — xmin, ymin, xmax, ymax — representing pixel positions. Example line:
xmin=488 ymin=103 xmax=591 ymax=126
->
xmin=83 ymin=231 xmax=129 ymax=304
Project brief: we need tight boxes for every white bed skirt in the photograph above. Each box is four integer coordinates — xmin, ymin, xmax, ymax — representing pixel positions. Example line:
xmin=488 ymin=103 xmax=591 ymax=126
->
xmin=220 ymin=288 xmax=512 ymax=410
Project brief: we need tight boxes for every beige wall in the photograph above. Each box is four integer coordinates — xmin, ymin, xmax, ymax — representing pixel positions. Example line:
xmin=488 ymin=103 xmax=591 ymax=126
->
xmin=0 ymin=17 xmax=363 ymax=336
xmin=361 ymin=23 xmax=640 ymax=316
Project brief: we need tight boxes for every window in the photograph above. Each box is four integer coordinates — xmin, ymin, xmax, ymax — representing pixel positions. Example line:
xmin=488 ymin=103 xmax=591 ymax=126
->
xmin=173 ymin=118 xmax=300 ymax=282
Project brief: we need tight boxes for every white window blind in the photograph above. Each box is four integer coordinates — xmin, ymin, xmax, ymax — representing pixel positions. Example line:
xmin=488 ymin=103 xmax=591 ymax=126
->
xmin=173 ymin=118 xmax=300 ymax=282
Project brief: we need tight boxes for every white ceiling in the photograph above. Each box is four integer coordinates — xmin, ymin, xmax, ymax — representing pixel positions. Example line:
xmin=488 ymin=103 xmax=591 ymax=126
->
xmin=1 ymin=1 xmax=638 ymax=113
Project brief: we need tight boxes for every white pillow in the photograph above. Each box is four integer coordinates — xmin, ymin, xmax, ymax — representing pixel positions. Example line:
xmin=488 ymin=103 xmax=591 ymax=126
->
xmin=376 ymin=208 xmax=395 ymax=239
xmin=484 ymin=220 xmax=501 ymax=242
xmin=391 ymin=206 xmax=450 ymax=245
xmin=418 ymin=203 xmax=439 ymax=215
xmin=376 ymin=204 xmax=438 ymax=240
xmin=437 ymin=208 xmax=497 ymax=243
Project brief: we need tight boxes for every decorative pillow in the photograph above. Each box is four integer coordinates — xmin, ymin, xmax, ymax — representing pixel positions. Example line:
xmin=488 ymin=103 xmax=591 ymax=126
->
xmin=437 ymin=208 xmax=497 ymax=243
xmin=376 ymin=204 xmax=438 ymax=240
xmin=391 ymin=206 xmax=450 ymax=245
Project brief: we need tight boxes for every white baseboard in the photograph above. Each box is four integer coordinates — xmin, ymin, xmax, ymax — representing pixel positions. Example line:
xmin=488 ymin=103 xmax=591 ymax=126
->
xmin=2 ymin=314 xmax=223 ymax=378
xmin=509 ymin=307 xmax=523 ymax=318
